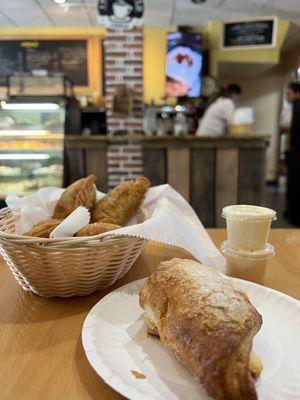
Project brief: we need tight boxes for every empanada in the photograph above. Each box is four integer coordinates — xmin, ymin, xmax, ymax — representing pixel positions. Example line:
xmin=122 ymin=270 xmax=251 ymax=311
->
xmin=53 ymin=175 xmax=96 ymax=219
xmin=91 ymin=176 xmax=150 ymax=225
xmin=75 ymin=222 xmax=121 ymax=237
xmin=140 ymin=259 xmax=262 ymax=400
xmin=24 ymin=219 xmax=62 ymax=238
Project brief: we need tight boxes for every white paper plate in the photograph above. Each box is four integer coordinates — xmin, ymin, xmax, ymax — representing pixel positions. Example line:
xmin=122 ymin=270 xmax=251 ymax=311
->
xmin=82 ymin=278 xmax=300 ymax=400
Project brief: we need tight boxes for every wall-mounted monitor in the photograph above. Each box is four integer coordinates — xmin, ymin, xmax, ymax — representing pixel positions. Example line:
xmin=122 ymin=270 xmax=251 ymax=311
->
xmin=165 ymin=32 xmax=202 ymax=98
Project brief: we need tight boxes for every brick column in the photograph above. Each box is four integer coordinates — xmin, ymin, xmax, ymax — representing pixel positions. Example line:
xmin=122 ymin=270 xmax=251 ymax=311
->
xmin=104 ymin=28 xmax=144 ymax=189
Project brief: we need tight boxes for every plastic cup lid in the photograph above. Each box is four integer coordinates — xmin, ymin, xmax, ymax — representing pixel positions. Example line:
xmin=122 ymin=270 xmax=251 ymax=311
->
xmin=221 ymin=240 xmax=275 ymax=260
xmin=222 ymin=205 xmax=277 ymax=222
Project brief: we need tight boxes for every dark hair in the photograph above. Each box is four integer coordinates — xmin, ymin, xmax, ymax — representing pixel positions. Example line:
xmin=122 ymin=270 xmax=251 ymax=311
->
xmin=226 ymin=83 xmax=242 ymax=96
xmin=218 ymin=83 xmax=242 ymax=98
xmin=288 ymin=82 xmax=300 ymax=94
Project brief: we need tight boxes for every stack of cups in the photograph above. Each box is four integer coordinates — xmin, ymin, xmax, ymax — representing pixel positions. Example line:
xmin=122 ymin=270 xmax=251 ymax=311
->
xmin=221 ymin=205 xmax=276 ymax=284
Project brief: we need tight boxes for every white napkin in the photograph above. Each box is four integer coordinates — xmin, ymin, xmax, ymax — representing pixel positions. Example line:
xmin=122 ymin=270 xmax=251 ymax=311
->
xmin=50 ymin=207 xmax=90 ymax=238
xmin=6 ymin=187 xmax=64 ymax=234
xmin=95 ymin=184 xmax=225 ymax=272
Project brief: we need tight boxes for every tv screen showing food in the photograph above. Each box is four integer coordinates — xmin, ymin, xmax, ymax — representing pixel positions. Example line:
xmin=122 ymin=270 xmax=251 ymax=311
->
xmin=165 ymin=32 xmax=202 ymax=98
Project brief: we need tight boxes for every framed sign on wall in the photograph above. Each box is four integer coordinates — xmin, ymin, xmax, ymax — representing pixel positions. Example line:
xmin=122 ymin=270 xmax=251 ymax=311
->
xmin=0 ymin=39 xmax=88 ymax=87
xmin=222 ymin=17 xmax=277 ymax=50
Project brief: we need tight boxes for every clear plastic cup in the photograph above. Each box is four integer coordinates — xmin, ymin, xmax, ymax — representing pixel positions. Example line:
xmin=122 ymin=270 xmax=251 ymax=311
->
xmin=222 ymin=205 xmax=277 ymax=251
xmin=221 ymin=240 xmax=275 ymax=284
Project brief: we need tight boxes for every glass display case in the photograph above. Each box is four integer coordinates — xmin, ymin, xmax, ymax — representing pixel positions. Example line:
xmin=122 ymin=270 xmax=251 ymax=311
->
xmin=0 ymin=101 xmax=65 ymax=198
xmin=7 ymin=74 xmax=74 ymax=97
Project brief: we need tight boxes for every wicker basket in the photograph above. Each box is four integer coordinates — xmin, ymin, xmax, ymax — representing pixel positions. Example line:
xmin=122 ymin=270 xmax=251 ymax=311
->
xmin=0 ymin=208 xmax=147 ymax=297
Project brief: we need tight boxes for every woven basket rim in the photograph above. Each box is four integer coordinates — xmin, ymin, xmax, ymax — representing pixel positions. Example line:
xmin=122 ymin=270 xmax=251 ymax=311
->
xmin=0 ymin=207 xmax=138 ymax=246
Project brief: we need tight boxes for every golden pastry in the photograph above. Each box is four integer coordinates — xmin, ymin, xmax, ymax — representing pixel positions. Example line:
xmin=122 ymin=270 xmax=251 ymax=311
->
xmin=91 ymin=176 xmax=150 ymax=225
xmin=139 ymin=258 xmax=262 ymax=400
xmin=75 ymin=222 xmax=121 ymax=237
xmin=53 ymin=175 xmax=96 ymax=219
xmin=24 ymin=219 xmax=62 ymax=238
xmin=249 ymin=352 xmax=263 ymax=380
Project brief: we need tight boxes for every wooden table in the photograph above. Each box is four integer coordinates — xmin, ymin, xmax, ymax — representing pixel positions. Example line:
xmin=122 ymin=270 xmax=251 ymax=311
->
xmin=1 ymin=229 xmax=300 ymax=400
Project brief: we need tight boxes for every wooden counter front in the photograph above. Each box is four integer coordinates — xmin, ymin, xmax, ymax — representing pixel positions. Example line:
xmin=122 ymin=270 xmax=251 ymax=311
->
xmin=65 ymin=135 xmax=269 ymax=227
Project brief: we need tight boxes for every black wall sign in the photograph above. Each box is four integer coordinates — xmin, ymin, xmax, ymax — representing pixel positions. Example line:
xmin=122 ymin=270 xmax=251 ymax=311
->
xmin=223 ymin=19 xmax=275 ymax=48
xmin=98 ymin=0 xmax=144 ymax=30
xmin=0 ymin=40 xmax=88 ymax=86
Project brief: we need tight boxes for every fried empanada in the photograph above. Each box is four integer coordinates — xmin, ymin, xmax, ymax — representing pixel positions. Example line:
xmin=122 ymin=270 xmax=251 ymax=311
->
xmin=140 ymin=259 xmax=263 ymax=400
xmin=91 ymin=176 xmax=150 ymax=225
xmin=53 ymin=175 xmax=96 ymax=219
xmin=24 ymin=219 xmax=62 ymax=238
xmin=75 ymin=222 xmax=121 ymax=237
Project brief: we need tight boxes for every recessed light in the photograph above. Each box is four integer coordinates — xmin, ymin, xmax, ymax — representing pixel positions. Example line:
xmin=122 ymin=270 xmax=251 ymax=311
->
xmin=54 ymin=0 xmax=66 ymax=4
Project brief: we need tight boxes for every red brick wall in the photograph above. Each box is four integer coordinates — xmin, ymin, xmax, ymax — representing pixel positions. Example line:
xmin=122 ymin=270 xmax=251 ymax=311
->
xmin=107 ymin=142 xmax=143 ymax=188
xmin=104 ymin=28 xmax=144 ymax=189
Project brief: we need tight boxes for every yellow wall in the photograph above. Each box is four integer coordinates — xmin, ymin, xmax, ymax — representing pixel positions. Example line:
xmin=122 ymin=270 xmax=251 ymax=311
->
xmin=0 ymin=21 xmax=292 ymax=109
xmin=208 ymin=19 xmax=290 ymax=76
xmin=143 ymin=28 xmax=169 ymax=104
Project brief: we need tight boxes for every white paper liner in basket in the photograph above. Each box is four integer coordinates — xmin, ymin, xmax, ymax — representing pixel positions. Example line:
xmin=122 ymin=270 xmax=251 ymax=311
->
xmin=5 ymin=184 xmax=225 ymax=272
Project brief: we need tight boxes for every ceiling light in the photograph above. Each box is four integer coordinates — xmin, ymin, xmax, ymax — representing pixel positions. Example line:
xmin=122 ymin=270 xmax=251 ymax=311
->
xmin=54 ymin=0 xmax=66 ymax=4
xmin=0 ymin=154 xmax=50 ymax=160
xmin=0 ymin=130 xmax=49 ymax=136
xmin=191 ymin=0 xmax=207 ymax=3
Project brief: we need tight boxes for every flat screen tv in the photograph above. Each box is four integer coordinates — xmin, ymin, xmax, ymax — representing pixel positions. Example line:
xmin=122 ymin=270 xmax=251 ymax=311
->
xmin=165 ymin=32 xmax=202 ymax=98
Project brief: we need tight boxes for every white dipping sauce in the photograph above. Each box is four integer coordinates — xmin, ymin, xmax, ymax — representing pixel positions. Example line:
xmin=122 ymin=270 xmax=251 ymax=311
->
xmin=222 ymin=205 xmax=276 ymax=251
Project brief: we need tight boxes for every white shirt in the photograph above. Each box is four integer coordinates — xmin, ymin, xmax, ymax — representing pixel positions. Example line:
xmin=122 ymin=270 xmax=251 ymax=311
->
xmin=196 ymin=97 xmax=236 ymax=137
xmin=280 ymin=101 xmax=292 ymax=129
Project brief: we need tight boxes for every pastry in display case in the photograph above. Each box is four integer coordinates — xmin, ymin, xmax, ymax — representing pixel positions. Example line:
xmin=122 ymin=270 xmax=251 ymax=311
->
xmin=0 ymin=74 xmax=79 ymax=199
xmin=0 ymin=130 xmax=64 ymax=197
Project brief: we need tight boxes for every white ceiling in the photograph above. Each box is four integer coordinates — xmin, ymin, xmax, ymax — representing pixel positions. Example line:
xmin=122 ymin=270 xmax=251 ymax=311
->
xmin=0 ymin=0 xmax=299 ymax=27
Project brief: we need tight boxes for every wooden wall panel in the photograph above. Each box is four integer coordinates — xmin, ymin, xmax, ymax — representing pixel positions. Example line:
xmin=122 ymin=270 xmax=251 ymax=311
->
xmin=64 ymin=137 xmax=268 ymax=227
xmin=143 ymin=148 xmax=166 ymax=186
xmin=190 ymin=149 xmax=215 ymax=227
xmin=215 ymin=148 xmax=239 ymax=227
xmin=85 ymin=148 xmax=107 ymax=192
xmin=64 ymin=148 xmax=85 ymax=186
xmin=238 ymin=148 xmax=266 ymax=205
xmin=167 ymin=147 xmax=190 ymax=201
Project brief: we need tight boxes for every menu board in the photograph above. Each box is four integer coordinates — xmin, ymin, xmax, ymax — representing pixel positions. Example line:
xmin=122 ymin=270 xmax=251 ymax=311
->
xmin=0 ymin=40 xmax=88 ymax=86
xmin=223 ymin=20 xmax=275 ymax=48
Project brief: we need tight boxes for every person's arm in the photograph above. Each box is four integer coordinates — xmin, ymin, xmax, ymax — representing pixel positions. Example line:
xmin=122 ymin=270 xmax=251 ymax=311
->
xmin=221 ymin=99 xmax=235 ymax=124
xmin=280 ymin=105 xmax=292 ymax=132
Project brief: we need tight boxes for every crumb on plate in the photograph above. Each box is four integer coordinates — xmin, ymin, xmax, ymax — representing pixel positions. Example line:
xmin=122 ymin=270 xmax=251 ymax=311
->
xmin=130 ymin=370 xmax=146 ymax=379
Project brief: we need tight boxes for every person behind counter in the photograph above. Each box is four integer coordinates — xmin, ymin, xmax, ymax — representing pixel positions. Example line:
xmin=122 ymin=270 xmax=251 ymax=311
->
xmin=196 ymin=83 xmax=242 ymax=137
xmin=279 ymin=82 xmax=300 ymax=223
xmin=285 ymin=84 xmax=300 ymax=226
xmin=279 ymin=82 xmax=300 ymax=151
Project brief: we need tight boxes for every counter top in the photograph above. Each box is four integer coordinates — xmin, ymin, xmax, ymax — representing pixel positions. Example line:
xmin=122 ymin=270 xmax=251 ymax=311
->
xmin=65 ymin=134 xmax=270 ymax=143
xmin=0 ymin=229 xmax=299 ymax=400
